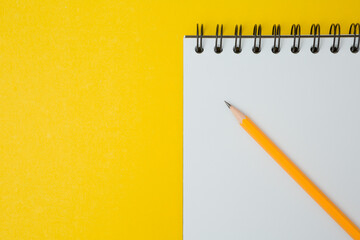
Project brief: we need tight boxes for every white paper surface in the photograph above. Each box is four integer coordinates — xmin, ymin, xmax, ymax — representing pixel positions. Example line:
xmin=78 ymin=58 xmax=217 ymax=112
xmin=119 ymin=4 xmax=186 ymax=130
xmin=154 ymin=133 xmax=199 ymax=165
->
xmin=183 ymin=36 xmax=360 ymax=240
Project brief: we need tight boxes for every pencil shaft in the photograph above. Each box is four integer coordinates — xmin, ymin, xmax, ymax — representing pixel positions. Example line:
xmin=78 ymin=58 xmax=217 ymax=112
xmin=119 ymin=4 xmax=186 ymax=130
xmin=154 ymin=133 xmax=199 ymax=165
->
xmin=241 ymin=117 xmax=360 ymax=240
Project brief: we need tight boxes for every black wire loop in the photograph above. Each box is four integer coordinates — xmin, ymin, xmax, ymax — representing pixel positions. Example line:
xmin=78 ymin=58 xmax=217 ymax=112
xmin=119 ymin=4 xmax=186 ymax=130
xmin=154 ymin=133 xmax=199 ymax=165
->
xmin=291 ymin=24 xmax=301 ymax=53
xmin=349 ymin=23 xmax=360 ymax=53
xmin=252 ymin=24 xmax=262 ymax=54
xmin=214 ymin=24 xmax=223 ymax=54
xmin=329 ymin=24 xmax=340 ymax=53
xmin=310 ymin=24 xmax=320 ymax=53
xmin=233 ymin=25 xmax=242 ymax=54
xmin=195 ymin=24 xmax=204 ymax=53
xmin=272 ymin=24 xmax=281 ymax=54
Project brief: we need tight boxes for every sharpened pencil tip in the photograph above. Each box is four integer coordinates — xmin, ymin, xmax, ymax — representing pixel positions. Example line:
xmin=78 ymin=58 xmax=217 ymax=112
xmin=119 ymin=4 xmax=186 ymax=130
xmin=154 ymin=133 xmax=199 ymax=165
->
xmin=224 ymin=101 xmax=231 ymax=108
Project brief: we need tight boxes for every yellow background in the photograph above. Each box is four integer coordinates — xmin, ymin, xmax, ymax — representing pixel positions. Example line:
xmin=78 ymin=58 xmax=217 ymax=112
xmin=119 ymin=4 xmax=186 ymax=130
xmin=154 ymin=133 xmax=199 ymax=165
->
xmin=0 ymin=0 xmax=359 ymax=239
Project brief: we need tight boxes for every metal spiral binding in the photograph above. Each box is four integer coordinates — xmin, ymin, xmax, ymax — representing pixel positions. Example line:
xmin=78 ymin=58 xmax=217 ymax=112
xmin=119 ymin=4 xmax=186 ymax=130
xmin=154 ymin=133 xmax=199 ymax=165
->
xmin=290 ymin=24 xmax=301 ymax=54
xmin=233 ymin=25 xmax=242 ymax=54
xmin=214 ymin=24 xmax=223 ymax=54
xmin=252 ymin=24 xmax=262 ymax=54
xmin=330 ymin=24 xmax=340 ymax=53
xmin=195 ymin=24 xmax=204 ymax=53
xmin=349 ymin=23 xmax=360 ymax=53
xmin=310 ymin=24 xmax=321 ymax=53
xmin=192 ymin=23 xmax=360 ymax=54
xmin=272 ymin=24 xmax=281 ymax=54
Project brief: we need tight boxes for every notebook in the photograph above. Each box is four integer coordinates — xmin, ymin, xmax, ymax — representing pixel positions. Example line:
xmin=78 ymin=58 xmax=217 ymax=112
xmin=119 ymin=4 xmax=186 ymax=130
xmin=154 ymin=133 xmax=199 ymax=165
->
xmin=183 ymin=24 xmax=360 ymax=240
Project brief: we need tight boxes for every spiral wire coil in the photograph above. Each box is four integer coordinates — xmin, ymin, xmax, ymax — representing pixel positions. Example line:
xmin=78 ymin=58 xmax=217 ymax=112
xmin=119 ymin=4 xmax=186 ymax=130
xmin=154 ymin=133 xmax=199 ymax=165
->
xmin=310 ymin=24 xmax=321 ymax=53
xmin=193 ymin=23 xmax=360 ymax=54
xmin=329 ymin=23 xmax=341 ymax=53
xmin=272 ymin=24 xmax=281 ymax=54
xmin=349 ymin=23 xmax=360 ymax=53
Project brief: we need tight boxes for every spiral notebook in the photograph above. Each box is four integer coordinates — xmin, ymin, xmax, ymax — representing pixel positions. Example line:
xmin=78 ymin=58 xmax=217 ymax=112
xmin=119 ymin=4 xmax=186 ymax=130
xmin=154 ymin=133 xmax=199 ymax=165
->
xmin=183 ymin=24 xmax=360 ymax=240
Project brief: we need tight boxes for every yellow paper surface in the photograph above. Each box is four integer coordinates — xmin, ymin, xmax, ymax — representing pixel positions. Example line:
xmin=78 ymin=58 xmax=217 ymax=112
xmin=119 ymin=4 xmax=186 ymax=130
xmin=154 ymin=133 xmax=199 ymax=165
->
xmin=0 ymin=0 xmax=359 ymax=239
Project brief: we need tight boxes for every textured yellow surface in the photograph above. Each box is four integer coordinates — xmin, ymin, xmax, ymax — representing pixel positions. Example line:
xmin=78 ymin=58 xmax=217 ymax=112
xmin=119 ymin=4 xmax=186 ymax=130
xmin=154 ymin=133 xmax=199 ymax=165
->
xmin=0 ymin=0 xmax=359 ymax=239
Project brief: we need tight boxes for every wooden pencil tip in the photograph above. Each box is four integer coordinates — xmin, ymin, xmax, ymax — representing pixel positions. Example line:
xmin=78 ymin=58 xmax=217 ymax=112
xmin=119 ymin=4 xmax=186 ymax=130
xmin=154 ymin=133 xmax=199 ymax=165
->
xmin=224 ymin=101 xmax=231 ymax=108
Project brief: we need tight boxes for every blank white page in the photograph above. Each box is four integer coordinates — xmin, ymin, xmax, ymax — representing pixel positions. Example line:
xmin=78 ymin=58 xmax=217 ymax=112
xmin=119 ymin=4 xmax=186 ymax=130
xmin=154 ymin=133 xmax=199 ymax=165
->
xmin=183 ymin=36 xmax=360 ymax=240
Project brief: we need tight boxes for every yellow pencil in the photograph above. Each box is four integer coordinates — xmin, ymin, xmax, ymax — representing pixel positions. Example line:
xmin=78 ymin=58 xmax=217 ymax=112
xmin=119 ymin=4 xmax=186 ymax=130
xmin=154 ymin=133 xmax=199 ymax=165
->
xmin=225 ymin=101 xmax=360 ymax=240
